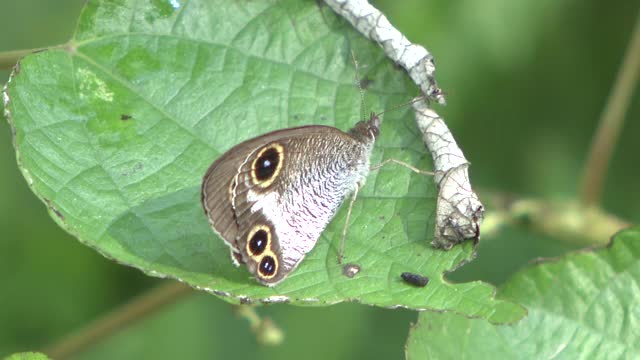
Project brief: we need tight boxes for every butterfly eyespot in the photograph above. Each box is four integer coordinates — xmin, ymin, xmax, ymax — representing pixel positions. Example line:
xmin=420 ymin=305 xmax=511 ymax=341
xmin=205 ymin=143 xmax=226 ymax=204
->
xmin=251 ymin=143 xmax=284 ymax=187
xmin=256 ymin=148 xmax=279 ymax=179
xmin=258 ymin=255 xmax=277 ymax=277
xmin=246 ymin=225 xmax=272 ymax=257
xmin=248 ymin=230 xmax=268 ymax=255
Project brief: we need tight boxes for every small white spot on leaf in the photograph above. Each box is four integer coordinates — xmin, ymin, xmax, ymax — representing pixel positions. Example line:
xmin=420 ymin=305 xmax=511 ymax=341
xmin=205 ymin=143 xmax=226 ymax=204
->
xmin=77 ymin=67 xmax=114 ymax=103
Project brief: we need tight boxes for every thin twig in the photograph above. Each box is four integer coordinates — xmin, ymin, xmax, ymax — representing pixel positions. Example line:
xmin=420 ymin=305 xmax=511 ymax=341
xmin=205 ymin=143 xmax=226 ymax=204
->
xmin=323 ymin=0 xmax=445 ymax=104
xmin=482 ymin=191 xmax=631 ymax=247
xmin=232 ymin=305 xmax=284 ymax=345
xmin=0 ymin=48 xmax=48 ymax=70
xmin=580 ymin=10 xmax=640 ymax=206
xmin=413 ymin=102 xmax=484 ymax=248
xmin=43 ymin=281 xmax=193 ymax=359
xmin=324 ymin=0 xmax=484 ymax=248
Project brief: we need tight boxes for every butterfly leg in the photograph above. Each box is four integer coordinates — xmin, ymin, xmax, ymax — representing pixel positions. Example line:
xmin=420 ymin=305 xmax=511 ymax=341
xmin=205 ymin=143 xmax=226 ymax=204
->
xmin=338 ymin=183 xmax=360 ymax=264
xmin=371 ymin=158 xmax=434 ymax=175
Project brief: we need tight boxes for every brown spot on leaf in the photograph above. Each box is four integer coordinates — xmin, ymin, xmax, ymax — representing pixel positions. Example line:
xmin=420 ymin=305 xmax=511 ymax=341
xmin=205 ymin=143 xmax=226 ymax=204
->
xmin=359 ymin=77 xmax=373 ymax=89
xmin=43 ymin=198 xmax=64 ymax=221
xmin=342 ymin=263 xmax=361 ymax=278
xmin=121 ymin=162 xmax=144 ymax=177
xmin=239 ymin=297 xmax=254 ymax=305
xmin=120 ymin=114 xmax=132 ymax=121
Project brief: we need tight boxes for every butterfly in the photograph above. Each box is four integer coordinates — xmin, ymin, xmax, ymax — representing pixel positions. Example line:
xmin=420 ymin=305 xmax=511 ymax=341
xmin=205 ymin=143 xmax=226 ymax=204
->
xmin=201 ymin=113 xmax=380 ymax=286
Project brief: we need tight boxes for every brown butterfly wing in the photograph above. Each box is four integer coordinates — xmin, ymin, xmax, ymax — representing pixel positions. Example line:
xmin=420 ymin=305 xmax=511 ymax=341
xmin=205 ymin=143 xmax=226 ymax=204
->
xmin=232 ymin=128 xmax=374 ymax=285
xmin=201 ymin=126 xmax=348 ymax=267
xmin=201 ymin=142 xmax=250 ymax=260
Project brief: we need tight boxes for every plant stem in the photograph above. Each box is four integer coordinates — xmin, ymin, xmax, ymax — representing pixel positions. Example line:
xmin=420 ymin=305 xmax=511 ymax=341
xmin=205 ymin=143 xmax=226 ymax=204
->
xmin=579 ymin=10 xmax=640 ymax=206
xmin=232 ymin=305 xmax=284 ymax=346
xmin=482 ymin=191 xmax=631 ymax=247
xmin=0 ymin=48 xmax=48 ymax=70
xmin=43 ymin=281 xmax=193 ymax=359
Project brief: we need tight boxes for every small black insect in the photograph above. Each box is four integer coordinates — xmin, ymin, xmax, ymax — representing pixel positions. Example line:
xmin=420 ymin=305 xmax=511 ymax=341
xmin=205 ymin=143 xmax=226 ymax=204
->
xmin=401 ymin=272 xmax=429 ymax=287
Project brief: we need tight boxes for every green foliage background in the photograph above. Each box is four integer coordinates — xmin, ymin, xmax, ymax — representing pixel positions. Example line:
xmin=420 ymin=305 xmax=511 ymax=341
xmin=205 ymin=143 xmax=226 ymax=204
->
xmin=1 ymin=0 xmax=638 ymax=359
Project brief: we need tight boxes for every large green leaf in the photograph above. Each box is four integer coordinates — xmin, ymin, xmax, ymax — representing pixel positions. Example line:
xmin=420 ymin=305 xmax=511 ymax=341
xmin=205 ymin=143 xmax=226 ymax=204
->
xmin=405 ymin=226 xmax=640 ymax=359
xmin=3 ymin=0 xmax=523 ymax=322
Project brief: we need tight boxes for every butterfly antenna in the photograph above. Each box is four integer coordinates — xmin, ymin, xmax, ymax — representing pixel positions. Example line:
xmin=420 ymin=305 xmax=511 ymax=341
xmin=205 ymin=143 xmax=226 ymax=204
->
xmin=351 ymin=51 xmax=428 ymax=121
xmin=351 ymin=50 xmax=368 ymax=121
xmin=374 ymin=95 xmax=428 ymax=118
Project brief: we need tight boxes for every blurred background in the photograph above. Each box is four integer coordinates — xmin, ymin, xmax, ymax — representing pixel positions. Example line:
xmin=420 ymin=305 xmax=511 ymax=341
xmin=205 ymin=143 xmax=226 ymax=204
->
xmin=1 ymin=0 xmax=638 ymax=358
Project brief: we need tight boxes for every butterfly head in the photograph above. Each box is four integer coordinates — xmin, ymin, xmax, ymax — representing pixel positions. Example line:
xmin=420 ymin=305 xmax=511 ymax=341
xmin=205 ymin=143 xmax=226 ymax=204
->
xmin=349 ymin=112 xmax=380 ymax=143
